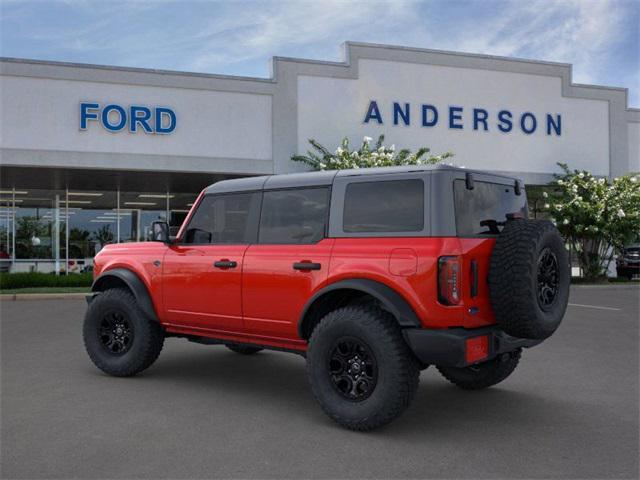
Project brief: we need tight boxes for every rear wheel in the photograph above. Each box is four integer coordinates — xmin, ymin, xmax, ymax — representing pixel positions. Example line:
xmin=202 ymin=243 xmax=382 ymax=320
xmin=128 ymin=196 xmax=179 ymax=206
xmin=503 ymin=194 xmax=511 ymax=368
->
xmin=225 ymin=344 xmax=263 ymax=355
xmin=306 ymin=305 xmax=419 ymax=431
xmin=83 ymin=288 xmax=164 ymax=377
xmin=437 ymin=349 xmax=521 ymax=390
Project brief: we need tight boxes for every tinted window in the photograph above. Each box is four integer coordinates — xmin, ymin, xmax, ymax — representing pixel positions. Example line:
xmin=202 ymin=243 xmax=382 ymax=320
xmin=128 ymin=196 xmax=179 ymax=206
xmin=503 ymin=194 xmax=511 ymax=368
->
xmin=184 ymin=193 xmax=259 ymax=244
xmin=343 ymin=179 xmax=424 ymax=233
xmin=454 ymin=180 xmax=528 ymax=236
xmin=259 ymin=188 xmax=329 ymax=244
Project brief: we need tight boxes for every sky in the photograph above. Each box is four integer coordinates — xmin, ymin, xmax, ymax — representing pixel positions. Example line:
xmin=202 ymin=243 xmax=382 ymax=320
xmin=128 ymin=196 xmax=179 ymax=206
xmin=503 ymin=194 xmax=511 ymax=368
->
xmin=1 ymin=0 xmax=639 ymax=106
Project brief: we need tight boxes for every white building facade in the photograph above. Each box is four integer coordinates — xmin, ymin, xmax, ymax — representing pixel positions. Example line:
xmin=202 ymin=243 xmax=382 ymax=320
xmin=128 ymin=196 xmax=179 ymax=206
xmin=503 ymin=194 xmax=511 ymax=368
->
xmin=1 ymin=42 xmax=638 ymax=272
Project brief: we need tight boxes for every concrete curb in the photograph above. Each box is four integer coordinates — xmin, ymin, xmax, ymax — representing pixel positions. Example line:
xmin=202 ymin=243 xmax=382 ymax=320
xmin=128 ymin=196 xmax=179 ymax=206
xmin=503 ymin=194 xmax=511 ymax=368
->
xmin=0 ymin=293 xmax=89 ymax=301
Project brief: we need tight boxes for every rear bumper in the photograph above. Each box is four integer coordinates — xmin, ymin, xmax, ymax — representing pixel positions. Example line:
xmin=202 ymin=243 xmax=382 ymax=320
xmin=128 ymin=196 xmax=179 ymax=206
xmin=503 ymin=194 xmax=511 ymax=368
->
xmin=403 ymin=326 xmax=542 ymax=368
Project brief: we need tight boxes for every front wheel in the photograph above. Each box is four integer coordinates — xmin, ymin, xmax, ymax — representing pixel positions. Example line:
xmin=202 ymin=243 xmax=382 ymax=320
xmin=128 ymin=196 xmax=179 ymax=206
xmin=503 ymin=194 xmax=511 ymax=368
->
xmin=437 ymin=349 xmax=521 ymax=390
xmin=83 ymin=288 xmax=164 ymax=377
xmin=306 ymin=305 xmax=419 ymax=431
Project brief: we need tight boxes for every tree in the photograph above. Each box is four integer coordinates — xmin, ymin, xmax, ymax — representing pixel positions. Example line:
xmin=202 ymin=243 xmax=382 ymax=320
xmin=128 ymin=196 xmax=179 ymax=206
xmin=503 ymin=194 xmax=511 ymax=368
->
xmin=292 ymin=134 xmax=453 ymax=171
xmin=544 ymin=163 xmax=640 ymax=280
xmin=92 ymin=225 xmax=114 ymax=248
xmin=15 ymin=216 xmax=49 ymax=259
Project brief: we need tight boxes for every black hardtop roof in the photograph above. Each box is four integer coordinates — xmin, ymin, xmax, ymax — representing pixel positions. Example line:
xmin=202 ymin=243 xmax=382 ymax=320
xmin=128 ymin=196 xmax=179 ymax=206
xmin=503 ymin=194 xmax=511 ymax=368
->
xmin=204 ymin=164 xmax=521 ymax=194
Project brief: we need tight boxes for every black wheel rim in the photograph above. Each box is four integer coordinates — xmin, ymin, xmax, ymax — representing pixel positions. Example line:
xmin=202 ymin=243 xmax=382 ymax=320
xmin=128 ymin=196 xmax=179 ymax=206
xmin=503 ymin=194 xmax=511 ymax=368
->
xmin=537 ymin=247 xmax=559 ymax=310
xmin=98 ymin=310 xmax=134 ymax=355
xmin=328 ymin=337 xmax=378 ymax=402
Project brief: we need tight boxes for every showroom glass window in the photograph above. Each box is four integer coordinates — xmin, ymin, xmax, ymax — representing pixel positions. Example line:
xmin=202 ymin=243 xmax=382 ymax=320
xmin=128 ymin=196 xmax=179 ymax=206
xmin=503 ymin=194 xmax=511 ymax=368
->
xmin=0 ymin=188 xmax=200 ymax=273
xmin=259 ymin=188 xmax=329 ymax=244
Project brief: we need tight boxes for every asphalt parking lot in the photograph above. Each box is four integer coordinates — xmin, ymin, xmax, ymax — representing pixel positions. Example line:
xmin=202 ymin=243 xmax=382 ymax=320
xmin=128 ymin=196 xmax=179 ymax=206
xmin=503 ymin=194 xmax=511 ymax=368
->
xmin=1 ymin=285 xmax=638 ymax=479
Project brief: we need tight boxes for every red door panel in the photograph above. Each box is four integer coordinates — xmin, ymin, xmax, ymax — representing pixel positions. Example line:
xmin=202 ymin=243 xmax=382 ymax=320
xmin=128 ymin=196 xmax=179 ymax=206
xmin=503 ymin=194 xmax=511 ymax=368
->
xmin=162 ymin=244 xmax=247 ymax=330
xmin=242 ymin=239 xmax=334 ymax=339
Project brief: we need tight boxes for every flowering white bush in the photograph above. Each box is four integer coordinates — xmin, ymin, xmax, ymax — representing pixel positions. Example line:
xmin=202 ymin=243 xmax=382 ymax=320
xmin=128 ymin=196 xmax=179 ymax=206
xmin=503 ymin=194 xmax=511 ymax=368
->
xmin=292 ymin=135 xmax=453 ymax=171
xmin=544 ymin=163 xmax=640 ymax=280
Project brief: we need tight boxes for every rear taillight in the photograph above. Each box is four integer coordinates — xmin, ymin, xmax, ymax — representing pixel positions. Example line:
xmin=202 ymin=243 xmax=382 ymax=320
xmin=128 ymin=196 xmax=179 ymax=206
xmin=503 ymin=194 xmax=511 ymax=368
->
xmin=438 ymin=256 xmax=461 ymax=305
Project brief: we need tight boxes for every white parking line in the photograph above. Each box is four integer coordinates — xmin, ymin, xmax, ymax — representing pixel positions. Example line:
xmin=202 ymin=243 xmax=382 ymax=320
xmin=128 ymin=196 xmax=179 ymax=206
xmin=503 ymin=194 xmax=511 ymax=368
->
xmin=568 ymin=303 xmax=621 ymax=311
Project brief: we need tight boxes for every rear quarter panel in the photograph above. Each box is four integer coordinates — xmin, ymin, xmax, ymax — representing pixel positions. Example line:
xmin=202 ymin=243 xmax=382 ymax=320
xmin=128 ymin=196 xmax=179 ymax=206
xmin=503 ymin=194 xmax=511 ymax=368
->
xmin=328 ymin=237 xmax=497 ymax=329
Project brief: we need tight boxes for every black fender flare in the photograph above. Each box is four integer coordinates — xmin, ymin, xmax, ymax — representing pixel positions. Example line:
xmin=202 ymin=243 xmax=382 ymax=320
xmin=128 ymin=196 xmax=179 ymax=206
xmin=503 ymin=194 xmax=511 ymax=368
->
xmin=91 ymin=268 xmax=159 ymax=322
xmin=298 ymin=278 xmax=422 ymax=337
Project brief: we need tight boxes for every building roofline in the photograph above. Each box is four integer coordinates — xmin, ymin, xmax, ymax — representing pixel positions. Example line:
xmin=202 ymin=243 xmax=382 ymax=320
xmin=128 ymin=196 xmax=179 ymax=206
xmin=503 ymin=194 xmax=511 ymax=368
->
xmin=0 ymin=56 xmax=274 ymax=84
xmin=1 ymin=41 xmax=636 ymax=109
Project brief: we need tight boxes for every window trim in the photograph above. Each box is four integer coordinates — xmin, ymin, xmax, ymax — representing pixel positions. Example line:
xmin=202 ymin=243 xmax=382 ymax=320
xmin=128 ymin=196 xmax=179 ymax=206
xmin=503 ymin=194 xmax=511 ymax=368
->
xmin=257 ymin=186 xmax=331 ymax=245
xmin=178 ymin=191 xmax=262 ymax=246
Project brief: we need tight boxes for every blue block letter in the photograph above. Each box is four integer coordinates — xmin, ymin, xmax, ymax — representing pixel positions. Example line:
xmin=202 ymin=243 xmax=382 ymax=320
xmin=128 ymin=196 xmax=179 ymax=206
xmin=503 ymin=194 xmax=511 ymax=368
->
xmin=497 ymin=110 xmax=513 ymax=132
xmin=80 ymin=102 xmax=99 ymax=130
xmin=155 ymin=107 xmax=176 ymax=134
xmin=393 ymin=102 xmax=410 ymax=126
xmin=473 ymin=108 xmax=489 ymax=131
xmin=546 ymin=114 xmax=561 ymax=136
xmin=101 ymin=104 xmax=127 ymax=132
xmin=363 ymin=100 xmax=383 ymax=124
xmin=130 ymin=105 xmax=153 ymax=133
xmin=421 ymin=104 xmax=438 ymax=127
xmin=520 ymin=112 xmax=537 ymax=134
xmin=449 ymin=106 xmax=463 ymax=129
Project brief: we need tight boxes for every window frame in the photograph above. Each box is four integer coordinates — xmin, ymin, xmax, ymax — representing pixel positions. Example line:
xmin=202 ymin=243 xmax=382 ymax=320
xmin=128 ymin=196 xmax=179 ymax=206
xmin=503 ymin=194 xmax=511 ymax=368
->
xmin=178 ymin=191 xmax=262 ymax=245
xmin=329 ymin=173 xmax=431 ymax=238
xmin=257 ymin=186 xmax=331 ymax=245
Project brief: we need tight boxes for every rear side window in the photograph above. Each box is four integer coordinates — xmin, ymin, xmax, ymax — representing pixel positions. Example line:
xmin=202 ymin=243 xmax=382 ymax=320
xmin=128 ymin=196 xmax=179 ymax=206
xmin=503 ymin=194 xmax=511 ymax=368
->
xmin=454 ymin=180 xmax=528 ymax=236
xmin=343 ymin=179 xmax=424 ymax=233
xmin=184 ymin=192 xmax=260 ymax=244
xmin=259 ymin=188 xmax=329 ymax=244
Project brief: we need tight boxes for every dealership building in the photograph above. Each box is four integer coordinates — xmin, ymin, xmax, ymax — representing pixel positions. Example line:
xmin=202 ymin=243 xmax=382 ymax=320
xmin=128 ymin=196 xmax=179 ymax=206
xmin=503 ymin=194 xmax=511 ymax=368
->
xmin=0 ymin=41 xmax=638 ymax=272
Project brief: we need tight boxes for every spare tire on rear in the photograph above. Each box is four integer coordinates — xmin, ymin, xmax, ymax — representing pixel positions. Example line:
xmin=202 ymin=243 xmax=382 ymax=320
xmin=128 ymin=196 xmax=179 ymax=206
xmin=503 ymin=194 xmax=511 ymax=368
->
xmin=488 ymin=219 xmax=570 ymax=340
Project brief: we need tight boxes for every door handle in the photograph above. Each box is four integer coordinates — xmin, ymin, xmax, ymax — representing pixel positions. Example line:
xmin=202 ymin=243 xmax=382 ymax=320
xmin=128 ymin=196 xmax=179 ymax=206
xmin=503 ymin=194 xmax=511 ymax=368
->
xmin=214 ymin=260 xmax=237 ymax=269
xmin=293 ymin=261 xmax=321 ymax=271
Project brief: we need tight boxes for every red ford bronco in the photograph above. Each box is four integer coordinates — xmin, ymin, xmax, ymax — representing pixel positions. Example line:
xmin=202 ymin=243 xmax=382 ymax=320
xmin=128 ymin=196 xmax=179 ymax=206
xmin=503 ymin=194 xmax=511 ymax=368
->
xmin=84 ymin=165 xmax=570 ymax=430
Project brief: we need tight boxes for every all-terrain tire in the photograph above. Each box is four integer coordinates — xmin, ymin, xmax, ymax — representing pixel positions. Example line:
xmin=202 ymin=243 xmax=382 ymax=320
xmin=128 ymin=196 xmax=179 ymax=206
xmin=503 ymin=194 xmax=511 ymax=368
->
xmin=437 ymin=349 xmax=521 ymax=390
xmin=83 ymin=288 xmax=164 ymax=377
xmin=225 ymin=344 xmax=263 ymax=355
xmin=488 ymin=219 xmax=570 ymax=340
xmin=306 ymin=305 xmax=420 ymax=431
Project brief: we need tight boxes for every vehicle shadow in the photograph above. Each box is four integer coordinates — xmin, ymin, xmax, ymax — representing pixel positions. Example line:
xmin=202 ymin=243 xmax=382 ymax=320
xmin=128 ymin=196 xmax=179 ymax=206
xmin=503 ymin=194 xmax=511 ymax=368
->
xmin=124 ymin=342 xmax=583 ymax=437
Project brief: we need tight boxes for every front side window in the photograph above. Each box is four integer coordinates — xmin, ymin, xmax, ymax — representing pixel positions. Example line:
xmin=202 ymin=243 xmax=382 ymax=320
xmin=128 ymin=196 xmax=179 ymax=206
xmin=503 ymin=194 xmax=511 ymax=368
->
xmin=259 ymin=188 xmax=329 ymax=244
xmin=454 ymin=180 xmax=528 ymax=236
xmin=183 ymin=193 xmax=259 ymax=244
xmin=343 ymin=179 xmax=424 ymax=233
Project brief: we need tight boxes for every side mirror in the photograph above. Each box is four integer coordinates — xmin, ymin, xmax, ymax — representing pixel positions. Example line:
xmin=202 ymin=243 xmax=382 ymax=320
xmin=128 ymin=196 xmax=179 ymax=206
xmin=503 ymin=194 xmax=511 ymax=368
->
xmin=151 ymin=221 xmax=170 ymax=243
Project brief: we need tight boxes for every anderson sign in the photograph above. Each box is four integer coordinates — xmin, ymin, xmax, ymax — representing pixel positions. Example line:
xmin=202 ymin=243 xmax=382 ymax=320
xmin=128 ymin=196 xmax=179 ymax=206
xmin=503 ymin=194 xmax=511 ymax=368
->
xmin=363 ymin=100 xmax=562 ymax=136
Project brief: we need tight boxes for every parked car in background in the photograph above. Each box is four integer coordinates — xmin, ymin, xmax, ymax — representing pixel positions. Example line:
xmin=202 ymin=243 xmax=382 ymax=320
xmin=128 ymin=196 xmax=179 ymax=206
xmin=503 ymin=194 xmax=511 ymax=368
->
xmin=616 ymin=243 xmax=640 ymax=280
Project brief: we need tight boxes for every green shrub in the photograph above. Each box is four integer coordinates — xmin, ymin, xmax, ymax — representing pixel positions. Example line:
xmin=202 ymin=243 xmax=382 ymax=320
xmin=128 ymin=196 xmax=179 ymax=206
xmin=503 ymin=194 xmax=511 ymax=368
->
xmin=0 ymin=272 xmax=93 ymax=289
xmin=543 ymin=163 xmax=640 ymax=281
xmin=292 ymin=134 xmax=453 ymax=170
